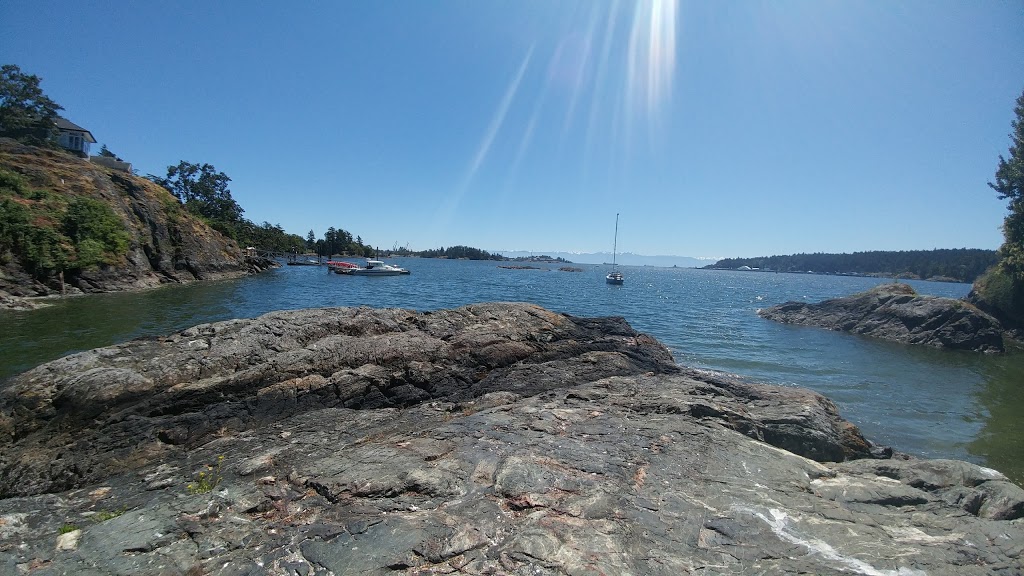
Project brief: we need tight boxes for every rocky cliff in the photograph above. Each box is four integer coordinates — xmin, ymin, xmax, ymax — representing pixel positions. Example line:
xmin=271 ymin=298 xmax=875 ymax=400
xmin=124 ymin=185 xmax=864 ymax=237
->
xmin=0 ymin=140 xmax=272 ymax=307
xmin=758 ymin=283 xmax=1006 ymax=352
xmin=1 ymin=303 xmax=1021 ymax=575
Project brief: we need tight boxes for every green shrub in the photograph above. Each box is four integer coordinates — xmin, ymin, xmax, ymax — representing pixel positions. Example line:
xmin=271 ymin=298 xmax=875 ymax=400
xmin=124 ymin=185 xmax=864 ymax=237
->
xmin=0 ymin=168 xmax=27 ymax=192
xmin=93 ymin=508 xmax=126 ymax=522
xmin=974 ymin=265 xmax=1024 ymax=326
xmin=62 ymin=197 xmax=130 ymax=268
xmin=0 ymin=167 xmax=130 ymax=278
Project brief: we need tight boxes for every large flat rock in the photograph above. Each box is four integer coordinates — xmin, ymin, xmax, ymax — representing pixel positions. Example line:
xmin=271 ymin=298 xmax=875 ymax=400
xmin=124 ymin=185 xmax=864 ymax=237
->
xmin=1 ymin=303 xmax=1020 ymax=575
xmin=758 ymin=283 xmax=1005 ymax=352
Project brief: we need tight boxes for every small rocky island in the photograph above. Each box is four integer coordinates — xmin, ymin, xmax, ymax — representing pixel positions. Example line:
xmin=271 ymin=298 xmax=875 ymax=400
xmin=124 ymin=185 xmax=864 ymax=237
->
xmin=1 ymin=303 xmax=1021 ymax=574
xmin=758 ymin=283 xmax=1006 ymax=352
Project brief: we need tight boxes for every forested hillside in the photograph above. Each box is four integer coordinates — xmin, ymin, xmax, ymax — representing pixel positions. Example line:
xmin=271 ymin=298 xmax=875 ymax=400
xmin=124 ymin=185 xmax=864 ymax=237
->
xmin=0 ymin=140 xmax=258 ymax=299
xmin=708 ymin=249 xmax=997 ymax=283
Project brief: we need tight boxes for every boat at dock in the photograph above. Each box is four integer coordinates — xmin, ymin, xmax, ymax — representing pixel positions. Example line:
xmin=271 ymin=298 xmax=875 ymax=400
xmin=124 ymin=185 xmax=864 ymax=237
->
xmin=347 ymin=259 xmax=410 ymax=276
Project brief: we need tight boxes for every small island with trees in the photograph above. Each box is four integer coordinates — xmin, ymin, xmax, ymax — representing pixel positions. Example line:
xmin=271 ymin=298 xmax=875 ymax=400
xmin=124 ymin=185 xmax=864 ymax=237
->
xmin=705 ymin=249 xmax=998 ymax=283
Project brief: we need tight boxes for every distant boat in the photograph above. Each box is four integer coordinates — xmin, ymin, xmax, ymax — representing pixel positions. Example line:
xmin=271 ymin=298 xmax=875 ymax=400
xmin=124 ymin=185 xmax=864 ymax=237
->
xmin=606 ymin=213 xmax=624 ymax=285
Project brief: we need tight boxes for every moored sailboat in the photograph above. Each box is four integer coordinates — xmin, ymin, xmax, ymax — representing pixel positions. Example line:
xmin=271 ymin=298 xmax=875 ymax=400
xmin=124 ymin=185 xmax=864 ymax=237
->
xmin=606 ymin=213 xmax=624 ymax=285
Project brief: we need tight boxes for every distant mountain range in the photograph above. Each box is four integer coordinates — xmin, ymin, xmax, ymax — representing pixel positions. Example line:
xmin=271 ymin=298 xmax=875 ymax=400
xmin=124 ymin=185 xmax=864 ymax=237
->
xmin=496 ymin=251 xmax=718 ymax=268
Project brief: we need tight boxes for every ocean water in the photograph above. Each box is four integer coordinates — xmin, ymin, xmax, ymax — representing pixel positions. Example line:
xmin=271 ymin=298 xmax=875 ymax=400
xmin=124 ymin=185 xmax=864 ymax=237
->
xmin=1 ymin=258 xmax=1021 ymax=484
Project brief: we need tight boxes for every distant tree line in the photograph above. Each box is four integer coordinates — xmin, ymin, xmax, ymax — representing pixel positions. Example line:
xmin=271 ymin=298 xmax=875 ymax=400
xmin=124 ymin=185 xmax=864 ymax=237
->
xmin=416 ymin=245 xmax=503 ymax=260
xmin=308 ymin=227 xmax=375 ymax=257
xmin=509 ymin=254 xmax=570 ymax=263
xmin=707 ymin=249 xmax=998 ymax=283
xmin=239 ymin=221 xmax=305 ymax=254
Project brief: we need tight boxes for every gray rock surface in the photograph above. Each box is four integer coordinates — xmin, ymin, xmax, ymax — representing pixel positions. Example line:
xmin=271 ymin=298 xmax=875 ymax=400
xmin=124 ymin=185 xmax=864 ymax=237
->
xmin=758 ymin=283 xmax=1005 ymax=352
xmin=1 ymin=303 xmax=1021 ymax=575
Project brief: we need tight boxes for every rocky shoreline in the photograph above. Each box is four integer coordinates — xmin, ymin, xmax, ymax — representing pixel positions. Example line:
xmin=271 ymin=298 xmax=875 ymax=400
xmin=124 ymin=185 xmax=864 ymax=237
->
xmin=0 ymin=255 xmax=278 ymax=311
xmin=758 ymin=283 xmax=1006 ymax=352
xmin=1 ymin=303 xmax=1021 ymax=574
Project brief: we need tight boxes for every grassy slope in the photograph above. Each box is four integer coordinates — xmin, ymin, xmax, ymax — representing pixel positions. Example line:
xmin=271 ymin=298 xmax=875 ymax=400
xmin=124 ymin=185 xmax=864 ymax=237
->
xmin=0 ymin=140 xmax=246 ymax=297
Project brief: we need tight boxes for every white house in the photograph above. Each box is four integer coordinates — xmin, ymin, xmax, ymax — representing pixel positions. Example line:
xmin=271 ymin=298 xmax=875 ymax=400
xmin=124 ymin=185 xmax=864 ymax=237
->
xmin=54 ymin=117 xmax=96 ymax=157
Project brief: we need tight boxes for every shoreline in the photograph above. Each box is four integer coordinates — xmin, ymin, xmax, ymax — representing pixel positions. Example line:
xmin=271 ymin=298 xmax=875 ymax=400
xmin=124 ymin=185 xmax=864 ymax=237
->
xmin=0 ymin=257 xmax=278 ymax=312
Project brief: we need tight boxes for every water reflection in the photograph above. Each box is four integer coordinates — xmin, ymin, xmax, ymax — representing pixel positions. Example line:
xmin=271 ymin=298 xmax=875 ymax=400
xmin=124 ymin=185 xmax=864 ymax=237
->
xmin=969 ymin=350 xmax=1024 ymax=486
xmin=0 ymin=280 xmax=241 ymax=380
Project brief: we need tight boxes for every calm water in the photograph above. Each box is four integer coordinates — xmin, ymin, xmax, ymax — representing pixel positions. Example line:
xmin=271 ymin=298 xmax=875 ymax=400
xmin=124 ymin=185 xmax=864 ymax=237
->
xmin=2 ymin=259 xmax=1022 ymax=484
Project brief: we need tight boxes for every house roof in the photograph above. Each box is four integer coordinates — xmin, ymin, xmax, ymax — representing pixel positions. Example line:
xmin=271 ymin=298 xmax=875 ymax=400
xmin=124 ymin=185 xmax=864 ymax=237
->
xmin=54 ymin=117 xmax=97 ymax=143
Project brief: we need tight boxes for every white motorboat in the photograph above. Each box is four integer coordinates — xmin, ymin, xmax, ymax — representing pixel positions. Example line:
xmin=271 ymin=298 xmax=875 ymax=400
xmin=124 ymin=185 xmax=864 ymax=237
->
xmin=349 ymin=259 xmax=410 ymax=276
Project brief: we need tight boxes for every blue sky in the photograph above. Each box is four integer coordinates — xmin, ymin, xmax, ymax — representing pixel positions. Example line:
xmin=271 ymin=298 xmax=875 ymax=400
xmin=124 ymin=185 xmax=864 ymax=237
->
xmin=2 ymin=1 xmax=1022 ymax=259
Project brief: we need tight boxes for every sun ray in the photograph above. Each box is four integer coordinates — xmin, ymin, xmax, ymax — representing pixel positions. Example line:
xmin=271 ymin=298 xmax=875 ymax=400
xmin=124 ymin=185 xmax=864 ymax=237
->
xmin=505 ymin=87 xmax=545 ymax=193
xmin=626 ymin=0 xmax=678 ymax=153
xmin=559 ymin=7 xmax=600 ymax=146
xmin=431 ymin=45 xmax=535 ymax=237
xmin=462 ymin=44 xmax=535 ymax=190
xmin=583 ymin=0 xmax=622 ymax=182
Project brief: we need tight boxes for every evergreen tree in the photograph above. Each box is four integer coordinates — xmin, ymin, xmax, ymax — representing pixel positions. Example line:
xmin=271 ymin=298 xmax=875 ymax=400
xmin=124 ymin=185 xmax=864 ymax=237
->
xmin=989 ymin=91 xmax=1024 ymax=276
xmin=973 ymin=89 xmax=1024 ymax=326
xmin=325 ymin=227 xmax=337 ymax=256
xmin=0 ymin=64 xmax=64 ymax=146
xmin=148 ymin=161 xmax=243 ymax=224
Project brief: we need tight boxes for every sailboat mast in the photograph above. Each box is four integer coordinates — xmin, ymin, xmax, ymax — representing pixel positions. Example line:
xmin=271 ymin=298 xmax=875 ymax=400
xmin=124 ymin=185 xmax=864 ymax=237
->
xmin=613 ymin=213 xmax=619 ymax=267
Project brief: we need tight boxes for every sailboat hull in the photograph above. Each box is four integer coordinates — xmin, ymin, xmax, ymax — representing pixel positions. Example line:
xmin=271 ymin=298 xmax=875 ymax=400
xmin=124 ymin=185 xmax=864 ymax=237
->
xmin=606 ymin=272 xmax=623 ymax=285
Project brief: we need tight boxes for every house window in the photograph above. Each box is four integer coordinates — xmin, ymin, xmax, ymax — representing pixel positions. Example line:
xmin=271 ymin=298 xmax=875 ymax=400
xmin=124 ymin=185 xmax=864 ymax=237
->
xmin=68 ymin=134 xmax=82 ymax=150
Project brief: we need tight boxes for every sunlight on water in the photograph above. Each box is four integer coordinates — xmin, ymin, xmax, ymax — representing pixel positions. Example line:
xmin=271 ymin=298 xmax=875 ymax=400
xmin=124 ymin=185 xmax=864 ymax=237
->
xmin=1 ymin=261 xmax=1020 ymax=485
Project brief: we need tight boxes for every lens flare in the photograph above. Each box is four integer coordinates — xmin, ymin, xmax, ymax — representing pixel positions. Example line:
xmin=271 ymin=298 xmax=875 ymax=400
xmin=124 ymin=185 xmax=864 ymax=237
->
xmin=627 ymin=0 xmax=677 ymax=123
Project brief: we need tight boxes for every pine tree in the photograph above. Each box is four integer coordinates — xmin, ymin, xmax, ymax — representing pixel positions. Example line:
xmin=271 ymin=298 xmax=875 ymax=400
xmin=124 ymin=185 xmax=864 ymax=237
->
xmin=973 ymin=89 xmax=1024 ymax=326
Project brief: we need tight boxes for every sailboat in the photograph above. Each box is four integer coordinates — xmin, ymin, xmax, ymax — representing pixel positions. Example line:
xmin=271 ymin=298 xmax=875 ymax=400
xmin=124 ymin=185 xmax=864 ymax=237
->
xmin=606 ymin=213 xmax=624 ymax=285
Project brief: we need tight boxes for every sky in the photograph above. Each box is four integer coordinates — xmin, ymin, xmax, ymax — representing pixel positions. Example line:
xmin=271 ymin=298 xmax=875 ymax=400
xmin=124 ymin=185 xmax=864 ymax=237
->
xmin=2 ymin=1 xmax=1023 ymax=259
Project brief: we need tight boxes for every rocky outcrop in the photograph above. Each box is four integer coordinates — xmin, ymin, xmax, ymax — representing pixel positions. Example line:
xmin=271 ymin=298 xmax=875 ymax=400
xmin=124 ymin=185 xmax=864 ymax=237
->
xmin=758 ymin=283 xmax=1005 ymax=352
xmin=0 ymin=140 xmax=272 ymax=304
xmin=1 ymin=303 xmax=1021 ymax=575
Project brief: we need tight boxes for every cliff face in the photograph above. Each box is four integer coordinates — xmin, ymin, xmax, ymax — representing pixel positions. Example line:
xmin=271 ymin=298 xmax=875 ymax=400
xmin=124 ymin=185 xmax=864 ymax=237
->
xmin=1 ymin=303 xmax=1021 ymax=575
xmin=0 ymin=140 xmax=262 ymax=301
